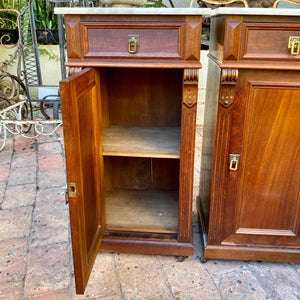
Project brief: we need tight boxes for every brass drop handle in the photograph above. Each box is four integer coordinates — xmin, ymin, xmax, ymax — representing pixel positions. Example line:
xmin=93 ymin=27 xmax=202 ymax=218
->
xmin=288 ymin=36 xmax=300 ymax=56
xmin=229 ymin=154 xmax=240 ymax=171
xmin=128 ymin=34 xmax=139 ymax=54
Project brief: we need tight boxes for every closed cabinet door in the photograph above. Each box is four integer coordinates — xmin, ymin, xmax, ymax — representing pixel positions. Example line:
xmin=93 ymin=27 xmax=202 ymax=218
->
xmin=209 ymin=69 xmax=300 ymax=250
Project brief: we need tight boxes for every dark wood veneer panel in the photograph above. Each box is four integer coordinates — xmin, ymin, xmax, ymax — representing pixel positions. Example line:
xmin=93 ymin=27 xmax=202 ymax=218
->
xmin=240 ymin=23 xmax=300 ymax=61
xmin=82 ymin=23 xmax=184 ymax=60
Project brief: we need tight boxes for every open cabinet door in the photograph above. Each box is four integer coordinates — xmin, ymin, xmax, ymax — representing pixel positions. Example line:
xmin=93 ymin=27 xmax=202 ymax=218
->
xmin=60 ymin=68 xmax=105 ymax=294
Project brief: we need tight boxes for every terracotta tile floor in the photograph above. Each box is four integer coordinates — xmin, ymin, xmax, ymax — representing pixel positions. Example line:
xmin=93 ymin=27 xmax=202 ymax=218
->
xmin=0 ymin=126 xmax=299 ymax=300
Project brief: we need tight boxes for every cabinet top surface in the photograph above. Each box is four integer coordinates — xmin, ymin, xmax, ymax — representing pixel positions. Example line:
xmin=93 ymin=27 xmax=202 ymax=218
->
xmin=54 ymin=7 xmax=210 ymax=16
xmin=211 ymin=7 xmax=300 ymax=16
xmin=55 ymin=7 xmax=300 ymax=17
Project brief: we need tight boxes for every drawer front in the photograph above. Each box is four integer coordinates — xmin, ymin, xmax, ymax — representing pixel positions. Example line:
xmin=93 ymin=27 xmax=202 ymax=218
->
xmin=82 ymin=22 xmax=184 ymax=60
xmin=240 ymin=23 xmax=300 ymax=61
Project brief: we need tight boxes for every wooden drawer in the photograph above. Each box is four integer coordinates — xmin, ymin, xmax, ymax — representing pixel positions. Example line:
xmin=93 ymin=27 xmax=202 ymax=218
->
xmin=81 ymin=22 xmax=184 ymax=60
xmin=240 ymin=23 xmax=300 ymax=61
xmin=64 ymin=15 xmax=202 ymax=67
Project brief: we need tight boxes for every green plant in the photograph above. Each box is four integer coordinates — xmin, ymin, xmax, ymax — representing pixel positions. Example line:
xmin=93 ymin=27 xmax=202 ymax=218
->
xmin=33 ymin=0 xmax=58 ymax=30
xmin=0 ymin=0 xmax=27 ymax=29
xmin=38 ymin=46 xmax=59 ymax=60
xmin=143 ymin=0 xmax=165 ymax=7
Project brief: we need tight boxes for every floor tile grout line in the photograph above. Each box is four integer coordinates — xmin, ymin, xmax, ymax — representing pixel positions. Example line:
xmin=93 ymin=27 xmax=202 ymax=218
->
xmin=20 ymin=136 xmax=38 ymax=300
xmin=112 ymin=253 xmax=125 ymax=300
xmin=246 ymin=262 xmax=275 ymax=299
xmin=56 ymin=126 xmax=75 ymax=298
xmin=156 ymin=256 xmax=176 ymax=300
xmin=202 ymin=263 xmax=225 ymax=300
xmin=0 ymin=138 xmax=14 ymax=211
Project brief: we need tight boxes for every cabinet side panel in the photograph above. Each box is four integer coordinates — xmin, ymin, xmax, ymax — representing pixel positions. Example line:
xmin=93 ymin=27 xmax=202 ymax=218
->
xmin=209 ymin=16 xmax=226 ymax=62
xmin=199 ymin=59 xmax=221 ymax=231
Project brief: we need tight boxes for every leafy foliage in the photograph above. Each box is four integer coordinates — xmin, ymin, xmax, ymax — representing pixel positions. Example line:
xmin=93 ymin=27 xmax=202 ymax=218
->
xmin=0 ymin=0 xmax=27 ymax=29
xmin=143 ymin=0 xmax=165 ymax=7
xmin=0 ymin=0 xmax=58 ymax=30
xmin=33 ymin=0 xmax=58 ymax=30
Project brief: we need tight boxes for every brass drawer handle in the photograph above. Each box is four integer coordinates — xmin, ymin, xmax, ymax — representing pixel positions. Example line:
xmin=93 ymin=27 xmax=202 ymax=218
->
xmin=288 ymin=36 xmax=300 ymax=56
xmin=128 ymin=34 xmax=139 ymax=54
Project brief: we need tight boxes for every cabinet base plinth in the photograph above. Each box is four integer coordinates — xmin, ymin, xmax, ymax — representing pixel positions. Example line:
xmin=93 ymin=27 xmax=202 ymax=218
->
xmin=100 ymin=237 xmax=194 ymax=256
xmin=204 ymin=245 xmax=300 ymax=263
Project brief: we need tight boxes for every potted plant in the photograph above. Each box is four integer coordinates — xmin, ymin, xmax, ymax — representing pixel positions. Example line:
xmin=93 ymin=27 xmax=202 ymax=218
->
xmin=33 ymin=0 xmax=59 ymax=44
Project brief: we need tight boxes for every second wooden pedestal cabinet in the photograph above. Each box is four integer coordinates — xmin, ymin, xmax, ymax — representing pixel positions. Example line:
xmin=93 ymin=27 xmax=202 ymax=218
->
xmin=56 ymin=8 xmax=209 ymax=294
xmin=200 ymin=9 xmax=300 ymax=263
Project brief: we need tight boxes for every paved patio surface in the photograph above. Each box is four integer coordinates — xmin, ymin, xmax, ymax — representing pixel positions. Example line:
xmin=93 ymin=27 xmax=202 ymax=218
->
xmin=0 ymin=126 xmax=300 ymax=300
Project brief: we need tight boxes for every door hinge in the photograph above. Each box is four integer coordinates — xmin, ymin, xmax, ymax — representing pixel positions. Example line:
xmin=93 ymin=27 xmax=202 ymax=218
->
xmin=65 ymin=191 xmax=69 ymax=205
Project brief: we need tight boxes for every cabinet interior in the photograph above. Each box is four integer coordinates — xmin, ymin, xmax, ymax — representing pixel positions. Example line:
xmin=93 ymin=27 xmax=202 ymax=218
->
xmin=99 ymin=68 xmax=183 ymax=233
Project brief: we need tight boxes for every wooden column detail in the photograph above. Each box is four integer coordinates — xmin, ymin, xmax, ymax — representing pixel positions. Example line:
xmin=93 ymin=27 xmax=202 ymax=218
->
xmin=65 ymin=16 xmax=82 ymax=59
xmin=184 ymin=16 xmax=202 ymax=61
xmin=208 ymin=68 xmax=238 ymax=244
xmin=178 ymin=69 xmax=198 ymax=243
xmin=224 ymin=18 xmax=242 ymax=61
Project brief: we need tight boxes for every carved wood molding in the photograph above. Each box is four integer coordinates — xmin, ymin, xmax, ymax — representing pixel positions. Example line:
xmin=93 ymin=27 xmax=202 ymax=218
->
xmin=219 ymin=69 xmax=238 ymax=108
xmin=183 ymin=69 xmax=199 ymax=108
xmin=273 ymin=0 xmax=300 ymax=7
xmin=68 ymin=67 xmax=83 ymax=77
xmin=189 ymin=0 xmax=249 ymax=8
xmin=184 ymin=69 xmax=199 ymax=82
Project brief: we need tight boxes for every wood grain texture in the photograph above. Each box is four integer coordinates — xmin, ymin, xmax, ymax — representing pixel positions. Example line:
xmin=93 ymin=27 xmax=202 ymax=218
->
xmin=105 ymin=189 xmax=178 ymax=232
xmin=210 ymin=14 xmax=300 ymax=67
xmin=203 ymin=14 xmax=300 ymax=262
xmin=205 ymin=245 xmax=300 ymax=263
xmin=104 ymin=156 xmax=179 ymax=191
xmin=223 ymin=18 xmax=242 ymax=61
xmin=240 ymin=22 xmax=300 ymax=61
xmin=64 ymin=16 xmax=82 ymax=59
xmin=105 ymin=68 xmax=182 ymax=127
xmin=61 ymin=13 xmax=200 ymax=293
xmin=64 ymin=14 xmax=202 ymax=69
xmin=219 ymin=68 xmax=238 ymax=108
xmin=204 ymin=68 xmax=300 ymax=261
xmin=102 ymin=126 xmax=180 ymax=158
xmin=220 ymin=70 xmax=300 ymax=249
xmin=100 ymin=237 xmax=193 ymax=256
xmin=178 ymin=70 xmax=198 ymax=243
xmin=60 ymin=68 xmax=105 ymax=294
xmin=184 ymin=16 xmax=202 ymax=61
xmin=82 ymin=22 xmax=184 ymax=60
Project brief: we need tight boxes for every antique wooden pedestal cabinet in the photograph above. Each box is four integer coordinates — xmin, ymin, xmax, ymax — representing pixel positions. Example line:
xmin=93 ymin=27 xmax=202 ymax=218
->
xmin=55 ymin=7 xmax=209 ymax=293
xmin=199 ymin=8 xmax=300 ymax=263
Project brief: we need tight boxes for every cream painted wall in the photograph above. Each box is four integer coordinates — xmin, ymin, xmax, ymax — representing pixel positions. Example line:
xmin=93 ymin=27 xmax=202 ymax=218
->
xmin=0 ymin=44 xmax=62 ymax=96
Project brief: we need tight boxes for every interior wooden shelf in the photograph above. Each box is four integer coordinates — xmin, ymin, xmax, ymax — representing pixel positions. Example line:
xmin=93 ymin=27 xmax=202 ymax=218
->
xmin=102 ymin=126 xmax=180 ymax=158
xmin=105 ymin=189 xmax=178 ymax=233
